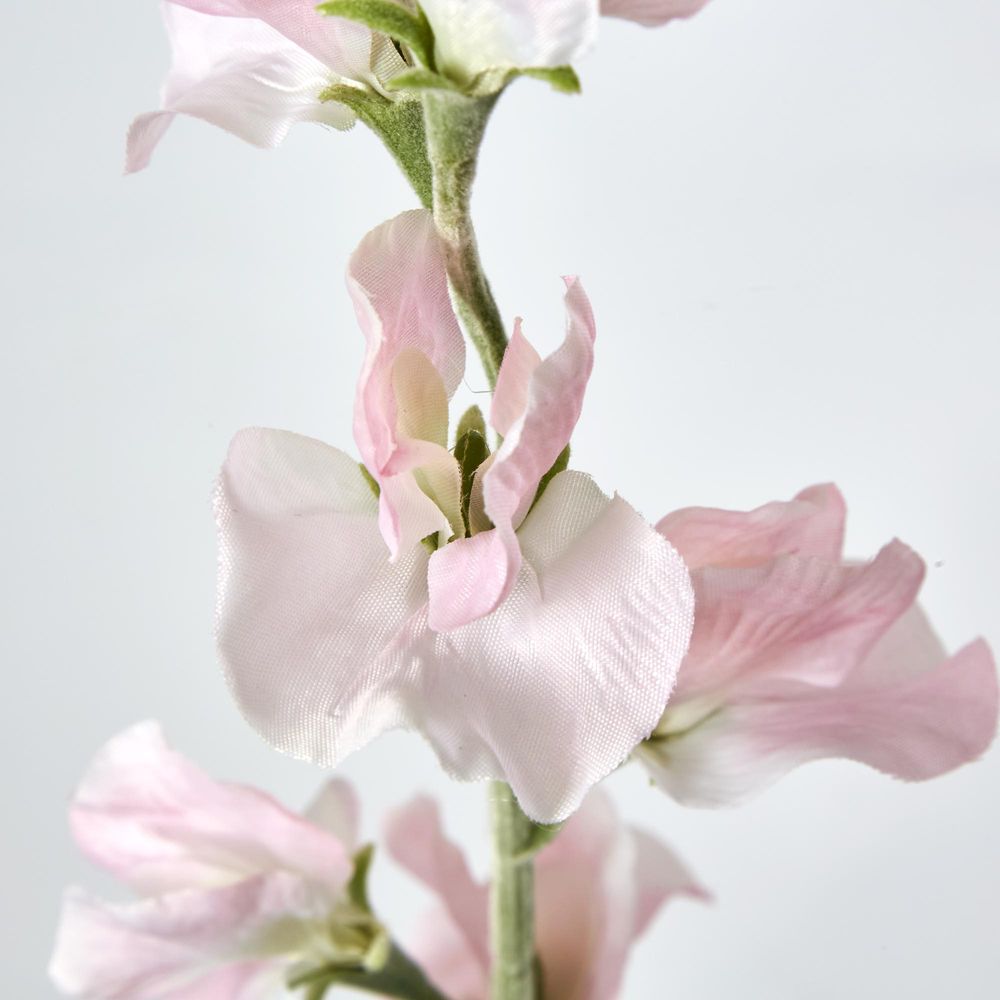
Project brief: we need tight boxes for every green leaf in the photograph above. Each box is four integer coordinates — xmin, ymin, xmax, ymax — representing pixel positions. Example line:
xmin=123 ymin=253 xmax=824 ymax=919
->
xmin=455 ymin=404 xmax=487 ymax=442
xmin=386 ymin=67 xmax=461 ymax=93
xmin=453 ymin=428 xmax=490 ymax=535
xmin=348 ymin=843 xmax=376 ymax=912
xmin=318 ymin=0 xmax=436 ymax=69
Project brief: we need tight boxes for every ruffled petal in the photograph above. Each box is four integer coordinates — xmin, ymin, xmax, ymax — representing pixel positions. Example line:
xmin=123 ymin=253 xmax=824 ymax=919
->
xmin=68 ymin=722 xmax=351 ymax=896
xmin=215 ymin=428 xmax=431 ymax=773
xmin=657 ymin=483 xmax=846 ymax=570
xmin=600 ymin=0 xmax=711 ymax=28
xmin=384 ymin=797 xmax=490 ymax=970
xmin=490 ymin=319 xmax=540 ymax=438
xmin=673 ymin=539 xmax=926 ymax=702
xmin=126 ymin=3 xmax=353 ymax=173
xmin=349 ymin=210 xmax=465 ymax=556
xmin=428 ymin=279 xmax=596 ymax=630
xmin=408 ymin=472 xmax=693 ymax=821
xmin=171 ymin=0 xmax=377 ymax=83
xmin=49 ymin=877 xmax=316 ymax=1000
xmin=421 ymin=0 xmax=599 ymax=83
xmin=641 ymin=632 xmax=998 ymax=808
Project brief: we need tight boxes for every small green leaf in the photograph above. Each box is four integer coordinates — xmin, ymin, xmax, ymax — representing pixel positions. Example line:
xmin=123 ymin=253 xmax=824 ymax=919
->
xmin=467 ymin=64 xmax=582 ymax=97
xmin=386 ymin=67 xmax=461 ymax=93
xmin=318 ymin=0 xmax=436 ymax=69
xmin=455 ymin=404 xmax=487 ymax=442
xmin=520 ymin=66 xmax=582 ymax=94
xmin=348 ymin=843 xmax=376 ymax=912
xmin=453 ymin=428 xmax=490 ymax=535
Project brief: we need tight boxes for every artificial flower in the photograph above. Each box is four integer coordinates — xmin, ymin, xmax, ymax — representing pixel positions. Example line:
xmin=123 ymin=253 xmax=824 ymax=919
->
xmin=214 ymin=208 xmax=694 ymax=823
xmin=49 ymin=722 xmax=373 ymax=998
xmin=385 ymin=788 xmax=707 ymax=999
xmin=637 ymin=485 xmax=999 ymax=806
xmin=600 ymin=0 xmax=712 ymax=29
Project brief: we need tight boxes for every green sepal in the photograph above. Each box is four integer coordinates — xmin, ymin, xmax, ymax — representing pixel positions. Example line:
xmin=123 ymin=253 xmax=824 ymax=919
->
xmin=455 ymin=404 xmax=487 ymax=442
xmin=359 ymin=463 xmax=381 ymax=499
xmin=420 ymin=531 xmax=441 ymax=553
xmin=288 ymin=943 xmax=449 ymax=1000
xmin=386 ymin=67 xmax=461 ymax=93
xmin=467 ymin=64 xmax=582 ymax=97
xmin=318 ymin=0 xmax=436 ymax=69
xmin=319 ymin=85 xmax=432 ymax=209
xmin=453 ymin=427 xmax=490 ymax=535
xmin=513 ymin=819 xmax=564 ymax=863
xmin=529 ymin=444 xmax=570 ymax=512
xmin=347 ymin=843 xmax=376 ymax=912
xmin=519 ymin=66 xmax=582 ymax=94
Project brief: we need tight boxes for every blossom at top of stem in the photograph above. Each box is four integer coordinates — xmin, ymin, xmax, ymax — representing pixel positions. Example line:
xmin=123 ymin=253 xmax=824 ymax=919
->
xmin=48 ymin=722 xmax=372 ymax=999
xmin=213 ymin=208 xmax=695 ymax=822
xmin=385 ymin=788 xmax=708 ymax=1000
xmin=637 ymin=485 xmax=999 ymax=806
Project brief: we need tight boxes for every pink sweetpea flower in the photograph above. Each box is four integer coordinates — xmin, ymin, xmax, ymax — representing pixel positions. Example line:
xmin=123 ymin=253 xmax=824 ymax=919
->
xmin=213 ymin=208 xmax=694 ymax=823
xmin=49 ymin=722 xmax=376 ymax=999
xmin=637 ymin=485 xmax=999 ymax=806
xmin=385 ymin=788 xmax=708 ymax=1000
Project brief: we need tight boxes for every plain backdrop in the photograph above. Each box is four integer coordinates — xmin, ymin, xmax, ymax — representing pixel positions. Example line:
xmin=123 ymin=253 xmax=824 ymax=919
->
xmin=2 ymin=0 xmax=998 ymax=996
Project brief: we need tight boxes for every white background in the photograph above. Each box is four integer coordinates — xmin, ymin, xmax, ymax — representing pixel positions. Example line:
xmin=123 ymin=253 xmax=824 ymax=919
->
xmin=2 ymin=0 xmax=999 ymax=996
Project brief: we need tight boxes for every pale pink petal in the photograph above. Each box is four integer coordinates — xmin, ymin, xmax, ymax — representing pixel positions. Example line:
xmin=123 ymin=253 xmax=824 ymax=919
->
xmin=674 ymin=539 xmax=926 ymax=701
xmin=404 ymin=903 xmax=488 ymax=1000
xmin=215 ymin=428 xmax=430 ymax=777
xmin=68 ymin=722 xmax=351 ymax=896
xmin=384 ymin=797 xmax=490 ymax=970
xmin=428 ymin=278 xmax=596 ymax=630
xmin=490 ymin=319 xmax=541 ymax=438
xmin=630 ymin=829 xmax=709 ymax=936
xmin=420 ymin=0 xmax=599 ymax=82
xmin=657 ymin=483 xmax=846 ymax=571
xmin=302 ymin=779 xmax=360 ymax=855
xmin=126 ymin=4 xmax=353 ymax=173
xmin=349 ymin=210 xmax=465 ymax=557
xmin=601 ymin=0 xmax=711 ymax=27
xmin=171 ymin=0 xmax=376 ymax=83
xmin=404 ymin=472 xmax=693 ymax=821
xmin=49 ymin=876 xmax=315 ymax=999
xmin=642 ymin=638 xmax=998 ymax=807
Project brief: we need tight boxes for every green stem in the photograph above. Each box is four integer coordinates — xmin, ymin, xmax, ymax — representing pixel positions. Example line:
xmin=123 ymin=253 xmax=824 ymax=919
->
xmin=422 ymin=90 xmax=508 ymax=387
xmin=489 ymin=782 xmax=537 ymax=1000
xmin=290 ymin=942 xmax=448 ymax=1000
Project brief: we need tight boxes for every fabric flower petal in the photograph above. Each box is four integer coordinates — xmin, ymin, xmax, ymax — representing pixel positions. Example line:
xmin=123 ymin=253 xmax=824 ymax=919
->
xmin=426 ymin=278 xmax=596 ymax=631
xmin=49 ymin=877 xmax=315 ymax=1000
xmin=302 ymin=779 xmax=360 ymax=855
xmin=411 ymin=471 xmax=693 ymax=821
xmin=126 ymin=3 xmax=353 ymax=173
xmin=490 ymin=319 xmax=541 ymax=438
xmin=68 ymin=721 xmax=351 ymax=896
xmin=421 ymin=0 xmax=600 ymax=83
xmin=657 ymin=483 xmax=846 ymax=570
xmin=600 ymin=0 xmax=711 ymax=27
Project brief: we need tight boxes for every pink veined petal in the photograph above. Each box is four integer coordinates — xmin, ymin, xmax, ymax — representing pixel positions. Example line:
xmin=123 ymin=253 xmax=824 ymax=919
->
xmin=215 ymin=427 xmax=431 ymax=774
xmin=302 ymin=779 xmax=361 ymax=856
xmin=427 ymin=278 xmax=596 ymax=631
xmin=674 ymin=539 xmax=926 ymax=701
xmin=401 ymin=472 xmax=693 ymax=822
xmin=126 ymin=3 xmax=353 ymax=173
xmin=68 ymin=722 xmax=351 ymax=897
xmin=600 ymin=0 xmax=711 ymax=28
xmin=490 ymin=319 xmax=541 ymax=438
xmin=657 ymin=483 xmax=846 ymax=570
xmin=170 ymin=0 xmax=377 ymax=83
xmin=384 ymin=797 xmax=490 ymax=971
xmin=420 ymin=0 xmax=599 ymax=82
xmin=641 ymin=637 xmax=998 ymax=808
xmin=48 ymin=876 xmax=317 ymax=1000
xmin=349 ymin=210 xmax=465 ymax=556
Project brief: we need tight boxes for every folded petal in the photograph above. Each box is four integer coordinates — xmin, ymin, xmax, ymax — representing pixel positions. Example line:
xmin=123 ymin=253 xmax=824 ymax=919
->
xmin=641 ymin=636 xmax=998 ymax=807
xmin=674 ymin=539 xmax=926 ymax=701
xmin=657 ymin=483 xmax=846 ymax=570
xmin=216 ymin=428 xmax=431 ymax=772
xmin=126 ymin=3 xmax=353 ymax=173
xmin=410 ymin=472 xmax=693 ymax=821
xmin=171 ymin=0 xmax=377 ymax=83
xmin=49 ymin=877 xmax=315 ymax=1000
xmin=384 ymin=797 xmax=490 ymax=971
xmin=68 ymin=722 xmax=352 ymax=897
xmin=490 ymin=319 xmax=541 ymax=438
xmin=430 ymin=278 xmax=596 ymax=630
xmin=421 ymin=0 xmax=600 ymax=82
xmin=600 ymin=0 xmax=711 ymax=27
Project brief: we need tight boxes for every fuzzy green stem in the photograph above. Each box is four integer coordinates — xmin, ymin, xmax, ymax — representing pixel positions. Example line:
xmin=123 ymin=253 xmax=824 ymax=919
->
xmin=489 ymin=782 xmax=538 ymax=1000
xmin=422 ymin=90 xmax=508 ymax=387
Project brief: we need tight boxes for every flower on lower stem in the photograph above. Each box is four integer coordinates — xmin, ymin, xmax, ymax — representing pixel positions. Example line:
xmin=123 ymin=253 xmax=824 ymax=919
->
xmin=214 ymin=208 xmax=694 ymax=824
xmin=636 ymin=485 xmax=999 ymax=806
xmin=385 ymin=788 xmax=708 ymax=1000
xmin=49 ymin=722 xmax=383 ymax=998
